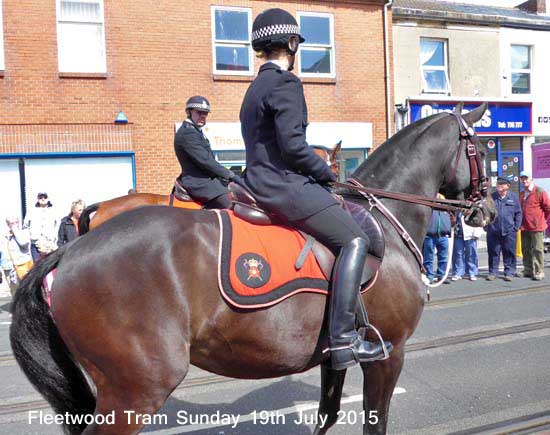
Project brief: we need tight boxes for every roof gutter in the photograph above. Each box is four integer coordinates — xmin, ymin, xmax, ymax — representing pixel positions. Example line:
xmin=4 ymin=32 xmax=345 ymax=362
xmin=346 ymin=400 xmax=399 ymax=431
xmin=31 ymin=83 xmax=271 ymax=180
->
xmin=384 ymin=0 xmax=393 ymax=139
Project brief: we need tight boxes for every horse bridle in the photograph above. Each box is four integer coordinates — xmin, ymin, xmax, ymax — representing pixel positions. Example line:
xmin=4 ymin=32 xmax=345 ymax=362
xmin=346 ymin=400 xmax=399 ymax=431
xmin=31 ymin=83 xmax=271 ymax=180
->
xmin=333 ymin=112 xmax=490 ymax=272
xmin=446 ymin=112 xmax=489 ymax=202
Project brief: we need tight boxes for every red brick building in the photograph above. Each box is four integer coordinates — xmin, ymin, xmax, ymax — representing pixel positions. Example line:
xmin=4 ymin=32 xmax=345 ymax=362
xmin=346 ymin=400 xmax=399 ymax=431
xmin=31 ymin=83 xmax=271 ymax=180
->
xmin=0 ymin=0 xmax=392 ymax=219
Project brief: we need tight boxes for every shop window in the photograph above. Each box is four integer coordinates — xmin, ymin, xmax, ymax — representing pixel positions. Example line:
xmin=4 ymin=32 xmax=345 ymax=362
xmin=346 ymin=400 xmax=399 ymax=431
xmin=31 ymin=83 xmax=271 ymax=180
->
xmin=212 ymin=6 xmax=252 ymax=75
xmin=0 ymin=0 xmax=4 ymax=71
xmin=57 ymin=0 xmax=106 ymax=73
xmin=511 ymin=44 xmax=531 ymax=94
xmin=298 ymin=12 xmax=335 ymax=78
xmin=420 ymin=38 xmax=450 ymax=94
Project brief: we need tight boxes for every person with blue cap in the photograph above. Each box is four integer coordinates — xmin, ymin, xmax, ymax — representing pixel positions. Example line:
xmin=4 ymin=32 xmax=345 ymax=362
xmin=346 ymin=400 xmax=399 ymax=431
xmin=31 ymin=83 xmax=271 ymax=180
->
xmin=239 ymin=8 xmax=392 ymax=370
xmin=485 ymin=177 xmax=522 ymax=281
xmin=174 ymin=96 xmax=237 ymax=209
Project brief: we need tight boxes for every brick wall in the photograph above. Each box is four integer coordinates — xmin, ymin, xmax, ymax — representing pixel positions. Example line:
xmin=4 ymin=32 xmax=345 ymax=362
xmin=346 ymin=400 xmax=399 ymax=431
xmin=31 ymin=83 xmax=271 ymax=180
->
xmin=0 ymin=0 xmax=391 ymax=193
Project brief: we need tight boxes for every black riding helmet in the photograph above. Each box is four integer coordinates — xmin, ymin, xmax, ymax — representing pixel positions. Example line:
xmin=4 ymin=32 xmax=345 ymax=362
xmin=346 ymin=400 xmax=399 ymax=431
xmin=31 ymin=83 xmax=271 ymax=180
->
xmin=185 ymin=96 xmax=211 ymax=113
xmin=252 ymin=8 xmax=305 ymax=55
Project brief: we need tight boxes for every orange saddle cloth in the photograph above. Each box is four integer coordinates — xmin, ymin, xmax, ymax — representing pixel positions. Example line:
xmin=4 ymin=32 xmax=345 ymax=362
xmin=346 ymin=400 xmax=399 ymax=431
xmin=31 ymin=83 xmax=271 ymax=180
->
xmin=215 ymin=210 xmax=330 ymax=308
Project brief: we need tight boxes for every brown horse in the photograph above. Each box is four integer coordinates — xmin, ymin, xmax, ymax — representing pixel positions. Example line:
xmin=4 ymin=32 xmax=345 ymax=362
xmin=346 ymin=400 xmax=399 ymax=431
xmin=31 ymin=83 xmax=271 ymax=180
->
xmin=10 ymin=105 xmax=494 ymax=435
xmin=78 ymin=143 xmax=342 ymax=233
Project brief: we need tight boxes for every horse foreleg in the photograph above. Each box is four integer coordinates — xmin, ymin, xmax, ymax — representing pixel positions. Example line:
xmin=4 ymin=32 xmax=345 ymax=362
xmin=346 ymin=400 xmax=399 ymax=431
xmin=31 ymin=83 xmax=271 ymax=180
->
xmin=361 ymin=346 xmax=405 ymax=435
xmin=312 ymin=363 xmax=347 ymax=435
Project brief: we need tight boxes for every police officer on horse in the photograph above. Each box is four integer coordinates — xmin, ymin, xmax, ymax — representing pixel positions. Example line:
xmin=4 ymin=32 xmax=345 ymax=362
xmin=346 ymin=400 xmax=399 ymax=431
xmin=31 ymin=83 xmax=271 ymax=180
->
xmin=239 ymin=8 xmax=393 ymax=370
xmin=174 ymin=96 xmax=236 ymax=209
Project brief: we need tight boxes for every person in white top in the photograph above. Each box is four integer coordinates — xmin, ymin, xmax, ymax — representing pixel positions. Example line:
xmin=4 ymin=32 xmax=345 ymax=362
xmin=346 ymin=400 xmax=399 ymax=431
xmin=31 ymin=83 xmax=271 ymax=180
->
xmin=451 ymin=212 xmax=484 ymax=281
xmin=23 ymin=192 xmax=58 ymax=261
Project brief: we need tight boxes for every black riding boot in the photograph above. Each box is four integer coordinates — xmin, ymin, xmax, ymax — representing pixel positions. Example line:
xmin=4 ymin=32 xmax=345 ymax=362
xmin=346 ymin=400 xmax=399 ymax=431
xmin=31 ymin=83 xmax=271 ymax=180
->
xmin=329 ymin=237 xmax=393 ymax=370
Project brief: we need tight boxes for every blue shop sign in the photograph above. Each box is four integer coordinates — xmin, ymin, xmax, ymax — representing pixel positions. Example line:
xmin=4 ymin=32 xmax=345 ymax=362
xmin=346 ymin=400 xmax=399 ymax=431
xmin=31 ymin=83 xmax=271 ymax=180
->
xmin=409 ymin=101 xmax=532 ymax=135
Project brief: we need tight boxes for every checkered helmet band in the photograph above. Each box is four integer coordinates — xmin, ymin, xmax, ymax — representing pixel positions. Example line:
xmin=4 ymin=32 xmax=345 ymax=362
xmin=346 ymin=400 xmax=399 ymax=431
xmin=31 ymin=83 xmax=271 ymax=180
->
xmin=185 ymin=97 xmax=211 ymax=112
xmin=252 ymin=24 xmax=300 ymax=43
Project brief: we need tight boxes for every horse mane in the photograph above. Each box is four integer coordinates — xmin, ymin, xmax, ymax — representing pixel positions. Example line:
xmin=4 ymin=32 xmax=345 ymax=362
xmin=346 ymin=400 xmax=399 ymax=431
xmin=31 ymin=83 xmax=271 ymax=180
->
xmin=353 ymin=112 xmax=449 ymax=182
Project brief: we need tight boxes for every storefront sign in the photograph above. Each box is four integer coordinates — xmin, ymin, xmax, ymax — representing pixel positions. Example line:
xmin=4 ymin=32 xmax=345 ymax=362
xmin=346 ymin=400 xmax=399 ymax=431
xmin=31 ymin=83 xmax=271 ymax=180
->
xmin=409 ymin=101 xmax=532 ymax=135
xmin=176 ymin=122 xmax=374 ymax=151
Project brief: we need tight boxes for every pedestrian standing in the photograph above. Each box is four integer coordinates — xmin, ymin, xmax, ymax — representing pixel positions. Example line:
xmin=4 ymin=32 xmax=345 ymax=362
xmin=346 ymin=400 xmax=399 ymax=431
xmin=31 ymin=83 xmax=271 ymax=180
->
xmin=486 ymin=177 xmax=522 ymax=281
xmin=423 ymin=207 xmax=452 ymax=283
xmin=451 ymin=213 xmax=484 ymax=281
xmin=24 ymin=192 xmax=58 ymax=261
xmin=518 ymin=171 xmax=550 ymax=280
xmin=0 ymin=216 xmax=33 ymax=297
xmin=57 ymin=199 xmax=86 ymax=246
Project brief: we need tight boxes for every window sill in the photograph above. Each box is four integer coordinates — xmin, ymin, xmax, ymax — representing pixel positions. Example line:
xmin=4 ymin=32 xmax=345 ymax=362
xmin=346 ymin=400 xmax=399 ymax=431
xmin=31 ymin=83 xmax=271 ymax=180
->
xmin=300 ymin=77 xmax=336 ymax=84
xmin=213 ymin=74 xmax=254 ymax=82
xmin=59 ymin=72 xmax=108 ymax=79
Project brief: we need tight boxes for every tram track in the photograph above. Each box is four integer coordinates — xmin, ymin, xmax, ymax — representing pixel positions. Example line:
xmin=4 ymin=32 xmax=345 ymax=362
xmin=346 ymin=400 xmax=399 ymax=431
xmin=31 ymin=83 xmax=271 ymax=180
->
xmin=447 ymin=410 xmax=550 ymax=435
xmin=1 ymin=317 xmax=550 ymax=421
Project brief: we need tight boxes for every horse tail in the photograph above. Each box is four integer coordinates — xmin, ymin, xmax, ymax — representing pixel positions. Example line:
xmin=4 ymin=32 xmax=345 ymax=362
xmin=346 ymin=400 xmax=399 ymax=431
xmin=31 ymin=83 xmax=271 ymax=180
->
xmin=10 ymin=247 xmax=96 ymax=435
xmin=78 ymin=203 xmax=99 ymax=235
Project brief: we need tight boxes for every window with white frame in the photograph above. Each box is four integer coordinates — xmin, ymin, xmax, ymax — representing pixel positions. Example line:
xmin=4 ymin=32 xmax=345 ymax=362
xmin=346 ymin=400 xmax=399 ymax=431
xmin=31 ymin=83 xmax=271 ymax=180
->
xmin=511 ymin=44 xmax=531 ymax=94
xmin=0 ymin=0 xmax=4 ymax=71
xmin=420 ymin=38 xmax=450 ymax=94
xmin=211 ymin=7 xmax=252 ymax=75
xmin=56 ymin=0 xmax=106 ymax=73
xmin=298 ymin=12 xmax=335 ymax=77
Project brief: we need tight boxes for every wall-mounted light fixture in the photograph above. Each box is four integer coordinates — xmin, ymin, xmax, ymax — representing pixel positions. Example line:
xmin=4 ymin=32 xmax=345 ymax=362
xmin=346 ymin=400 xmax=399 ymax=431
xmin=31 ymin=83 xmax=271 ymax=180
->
xmin=114 ymin=111 xmax=129 ymax=124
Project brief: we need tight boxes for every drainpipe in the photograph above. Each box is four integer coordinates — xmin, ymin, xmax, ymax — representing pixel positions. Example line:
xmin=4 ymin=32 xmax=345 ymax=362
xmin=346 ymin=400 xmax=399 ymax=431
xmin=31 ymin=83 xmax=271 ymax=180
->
xmin=383 ymin=0 xmax=393 ymax=139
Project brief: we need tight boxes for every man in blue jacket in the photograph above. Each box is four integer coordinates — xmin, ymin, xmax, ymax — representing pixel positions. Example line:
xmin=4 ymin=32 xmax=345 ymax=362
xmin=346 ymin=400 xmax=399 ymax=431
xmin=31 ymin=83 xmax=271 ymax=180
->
xmin=486 ymin=177 xmax=522 ymax=281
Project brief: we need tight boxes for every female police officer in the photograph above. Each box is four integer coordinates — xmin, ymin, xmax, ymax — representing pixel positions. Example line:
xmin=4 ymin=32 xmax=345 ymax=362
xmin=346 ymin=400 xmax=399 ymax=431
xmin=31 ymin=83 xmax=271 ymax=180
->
xmin=174 ymin=96 xmax=236 ymax=209
xmin=239 ymin=8 xmax=392 ymax=370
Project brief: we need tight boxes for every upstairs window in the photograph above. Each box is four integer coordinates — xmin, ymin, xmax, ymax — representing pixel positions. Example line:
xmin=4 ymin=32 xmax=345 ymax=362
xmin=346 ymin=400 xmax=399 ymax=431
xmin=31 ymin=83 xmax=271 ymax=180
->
xmin=298 ymin=12 xmax=335 ymax=77
xmin=420 ymin=38 xmax=450 ymax=94
xmin=0 ymin=0 xmax=4 ymax=70
xmin=211 ymin=7 xmax=252 ymax=75
xmin=511 ymin=44 xmax=531 ymax=94
xmin=57 ymin=0 xmax=106 ymax=73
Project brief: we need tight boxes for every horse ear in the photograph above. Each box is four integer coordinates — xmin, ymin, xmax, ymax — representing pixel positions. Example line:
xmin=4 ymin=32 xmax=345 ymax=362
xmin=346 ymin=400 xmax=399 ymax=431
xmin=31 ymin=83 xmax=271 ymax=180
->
xmin=462 ymin=102 xmax=488 ymax=126
xmin=334 ymin=141 xmax=342 ymax=154
xmin=453 ymin=102 xmax=464 ymax=114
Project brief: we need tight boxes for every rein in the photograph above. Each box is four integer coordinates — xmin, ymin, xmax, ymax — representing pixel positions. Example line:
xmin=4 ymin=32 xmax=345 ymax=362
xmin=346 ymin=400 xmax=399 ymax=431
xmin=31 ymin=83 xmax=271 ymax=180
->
xmin=333 ymin=180 xmax=474 ymax=213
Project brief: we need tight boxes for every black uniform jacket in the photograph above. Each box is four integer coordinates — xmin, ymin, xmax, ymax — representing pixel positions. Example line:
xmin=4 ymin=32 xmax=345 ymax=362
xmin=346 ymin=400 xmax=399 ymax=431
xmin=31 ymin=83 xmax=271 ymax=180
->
xmin=174 ymin=120 xmax=232 ymax=203
xmin=240 ymin=62 xmax=337 ymax=221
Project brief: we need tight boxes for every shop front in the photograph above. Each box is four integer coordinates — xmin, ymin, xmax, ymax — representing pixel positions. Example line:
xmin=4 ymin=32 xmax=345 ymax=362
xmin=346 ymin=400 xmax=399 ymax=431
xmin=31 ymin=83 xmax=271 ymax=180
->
xmin=409 ymin=100 xmax=532 ymax=196
xmin=197 ymin=122 xmax=373 ymax=181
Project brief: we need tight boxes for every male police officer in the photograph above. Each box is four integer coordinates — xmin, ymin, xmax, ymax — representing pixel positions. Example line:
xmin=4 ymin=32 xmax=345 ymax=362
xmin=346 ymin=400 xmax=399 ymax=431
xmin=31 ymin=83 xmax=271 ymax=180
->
xmin=174 ymin=96 xmax=236 ymax=209
xmin=239 ymin=8 xmax=392 ymax=370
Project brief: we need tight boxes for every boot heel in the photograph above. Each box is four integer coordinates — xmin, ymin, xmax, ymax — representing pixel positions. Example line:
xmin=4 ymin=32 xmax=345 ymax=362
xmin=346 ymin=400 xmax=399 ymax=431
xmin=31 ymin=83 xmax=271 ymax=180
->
xmin=330 ymin=347 xmax=359 ymax=371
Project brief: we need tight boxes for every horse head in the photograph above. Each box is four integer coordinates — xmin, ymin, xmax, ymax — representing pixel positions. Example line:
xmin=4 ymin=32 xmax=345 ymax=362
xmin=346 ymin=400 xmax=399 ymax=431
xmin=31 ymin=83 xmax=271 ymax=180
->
xmin=439 ymin=103 xmax=496 ymax=227
xmin=312 ymin=141 xmax=341 ymax=176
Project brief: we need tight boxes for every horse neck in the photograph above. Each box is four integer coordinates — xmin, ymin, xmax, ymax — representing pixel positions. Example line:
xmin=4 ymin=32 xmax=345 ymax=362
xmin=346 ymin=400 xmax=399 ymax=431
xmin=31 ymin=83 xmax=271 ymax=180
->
xmin=353 ymin=120 xmax=456 ymax=246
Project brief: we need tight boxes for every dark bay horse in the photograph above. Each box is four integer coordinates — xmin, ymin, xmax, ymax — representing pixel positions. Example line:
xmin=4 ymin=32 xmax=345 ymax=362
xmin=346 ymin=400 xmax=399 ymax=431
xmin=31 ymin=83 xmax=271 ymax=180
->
xmin=10 ymin=104 xmax=494 ymax=435
xmin=78 ymin=143 xmax=341 ymax=233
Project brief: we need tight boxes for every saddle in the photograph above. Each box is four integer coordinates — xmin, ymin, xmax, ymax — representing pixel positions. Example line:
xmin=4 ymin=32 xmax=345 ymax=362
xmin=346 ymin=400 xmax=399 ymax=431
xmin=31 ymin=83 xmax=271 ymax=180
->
xmin=172 ymin=179 xmax=195 ymax=202
xmin=228 ymin=182 xmax=385 ymax=284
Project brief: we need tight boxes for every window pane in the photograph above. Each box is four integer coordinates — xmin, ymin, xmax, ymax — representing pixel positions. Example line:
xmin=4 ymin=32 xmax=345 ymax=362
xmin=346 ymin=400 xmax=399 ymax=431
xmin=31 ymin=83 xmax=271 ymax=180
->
xmin=300 ymin=16 xmax=330 ymax=45
xmin=215 ymin=46 xmax=249 ymax=71
xmin=215 ymin=10 xmax=248 ymax=41
xmin=512 ymin=72 xmax=530 ymax=94
xmin=423 ymin=70 xmax=447 ymax=92
xmin=420 ymin=40 xmax=444 ymax=67
xmin=511 ymin=45 xmax=530 ymax=69
xmin=300 ymin=49 xmax=331 ymax=74
xmin=61 ymin=1 xmax=101 ymax=21
xmin=59 ymin=22 xmax=105 ymax=72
